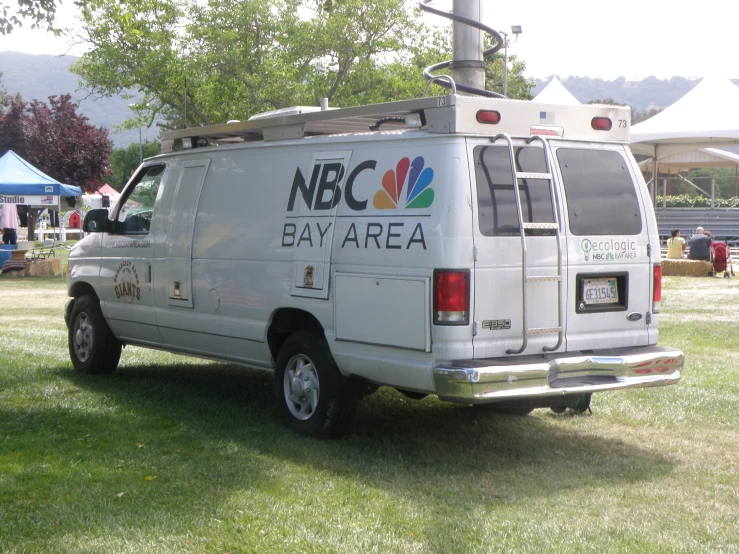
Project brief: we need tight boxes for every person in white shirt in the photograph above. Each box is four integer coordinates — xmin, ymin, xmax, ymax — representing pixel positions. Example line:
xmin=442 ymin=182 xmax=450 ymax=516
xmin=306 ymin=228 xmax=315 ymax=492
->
xmin=1 ymin=203 xmax=20 ymax=245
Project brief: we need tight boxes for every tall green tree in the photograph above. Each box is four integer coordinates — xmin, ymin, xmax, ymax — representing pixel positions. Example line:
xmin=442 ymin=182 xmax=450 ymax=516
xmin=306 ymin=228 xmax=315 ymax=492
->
xmin=72 ymin=0 xmax=448 ymax=129
xmin=108 ymin=139 xmax=161 ymax=191
xmin=0 ymin=0 xmax=58 ymax=35
xmin=484 ymin=53 xmax=533 ymax=100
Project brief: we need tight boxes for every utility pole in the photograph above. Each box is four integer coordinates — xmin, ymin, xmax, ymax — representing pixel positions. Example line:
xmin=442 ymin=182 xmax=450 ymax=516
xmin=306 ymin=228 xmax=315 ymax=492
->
xmin=450 ymin=0 xmax=485 ymax=93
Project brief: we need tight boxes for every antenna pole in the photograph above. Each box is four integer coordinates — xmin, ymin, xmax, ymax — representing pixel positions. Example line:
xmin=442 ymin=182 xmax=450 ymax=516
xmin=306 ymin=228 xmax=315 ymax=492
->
xmin=451 ymin=0 xmax=485 ymax=94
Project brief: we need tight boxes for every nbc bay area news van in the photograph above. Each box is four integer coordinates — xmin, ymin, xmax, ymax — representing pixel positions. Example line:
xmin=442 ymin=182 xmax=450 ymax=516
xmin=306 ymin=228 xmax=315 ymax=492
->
xmin=65 ymin=94 xmax=684 ymax=438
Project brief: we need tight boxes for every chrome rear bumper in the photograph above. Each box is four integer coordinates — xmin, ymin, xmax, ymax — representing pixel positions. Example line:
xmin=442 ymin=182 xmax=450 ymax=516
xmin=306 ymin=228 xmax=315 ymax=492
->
xmin=434 ymin=346 xmax=683 ymax=404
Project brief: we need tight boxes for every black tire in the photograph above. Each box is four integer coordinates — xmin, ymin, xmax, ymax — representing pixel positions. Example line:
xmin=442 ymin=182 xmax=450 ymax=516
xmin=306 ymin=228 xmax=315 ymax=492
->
xmin=68 ymin=295 xmax=122 ymax=374
xmin=274 ymin=331 xmax=357 ymax=439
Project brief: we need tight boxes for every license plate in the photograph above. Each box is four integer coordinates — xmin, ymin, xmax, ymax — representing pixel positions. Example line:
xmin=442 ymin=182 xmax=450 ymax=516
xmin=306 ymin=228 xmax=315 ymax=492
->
xmin=583 ymin=278 xmax=618 ymax=305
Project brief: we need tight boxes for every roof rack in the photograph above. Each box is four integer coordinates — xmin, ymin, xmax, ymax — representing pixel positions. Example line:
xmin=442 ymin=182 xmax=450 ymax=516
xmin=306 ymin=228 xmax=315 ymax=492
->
xmin=161 ymin=96 xmax=451 ymax=152
xmin=161 ymin=94 xmax=631 ymax=153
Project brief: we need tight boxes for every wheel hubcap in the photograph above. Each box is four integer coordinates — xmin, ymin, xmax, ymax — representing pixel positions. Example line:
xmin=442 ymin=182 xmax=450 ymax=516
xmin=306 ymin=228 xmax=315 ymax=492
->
xmin=74 ymin=313 xmax=93 ymax=362
xmin=283 ymin=354 xmax=320 ymax=420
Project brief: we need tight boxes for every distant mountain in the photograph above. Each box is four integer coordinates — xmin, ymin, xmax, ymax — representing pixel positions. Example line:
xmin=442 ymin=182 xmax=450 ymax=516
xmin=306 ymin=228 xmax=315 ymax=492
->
xmin=2 ymin=51 xmax=737 ymax=148
xmin=532 ymin=75 xmax=739 ymax=112
xmin=0 ymin=51 xmax=158 ymax=147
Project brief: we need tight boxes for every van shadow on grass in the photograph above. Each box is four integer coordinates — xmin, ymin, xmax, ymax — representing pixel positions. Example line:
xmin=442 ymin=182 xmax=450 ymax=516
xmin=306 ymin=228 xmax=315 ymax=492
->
xmin=1 ymin=361 xmax=677 ymax=546
xmin=57 ymin=362 xmax=675 ymax=490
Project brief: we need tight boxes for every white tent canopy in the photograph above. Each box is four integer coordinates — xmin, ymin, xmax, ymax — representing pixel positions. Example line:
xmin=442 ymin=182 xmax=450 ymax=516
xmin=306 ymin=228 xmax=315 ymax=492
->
xmin=630 ymin=77 xmax=739 ymax=157
xmin=533 ymin=77 xmax=581 ymax=106
xmin=638 ymin=147 xmax=739 ymax=173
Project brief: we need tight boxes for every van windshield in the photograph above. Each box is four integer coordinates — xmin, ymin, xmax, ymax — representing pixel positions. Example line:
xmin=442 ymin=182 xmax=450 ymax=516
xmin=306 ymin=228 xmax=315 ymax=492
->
xmin=556 ymin=148 xmax=642 ymax=236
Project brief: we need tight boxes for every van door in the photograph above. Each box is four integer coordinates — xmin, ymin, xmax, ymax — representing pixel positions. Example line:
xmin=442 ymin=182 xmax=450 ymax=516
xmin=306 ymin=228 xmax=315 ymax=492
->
xmin=471 ymin=139 xmax=565 ymax=357
xmin=98 ymin=164 xmax=166 ymax=344
xmin=554 ymin=144 xmax=652 ymax=351
xmin=161 ymin=159 xmax=210 ymax=309
xmin=290 ymin=151 xmax=352 ymax=299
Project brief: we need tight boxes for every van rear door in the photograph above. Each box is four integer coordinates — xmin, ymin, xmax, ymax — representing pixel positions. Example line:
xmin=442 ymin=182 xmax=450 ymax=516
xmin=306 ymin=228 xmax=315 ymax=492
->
xmin=471 ymin=139 xmax=565 ymax=357
xmin=554 ymin=143 xmax=653 ymax=351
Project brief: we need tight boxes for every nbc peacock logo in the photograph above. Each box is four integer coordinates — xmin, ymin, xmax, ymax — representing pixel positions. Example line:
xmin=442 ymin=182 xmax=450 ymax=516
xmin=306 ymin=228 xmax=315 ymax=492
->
xmin=373 ymin=156 xmax=435 ymax=209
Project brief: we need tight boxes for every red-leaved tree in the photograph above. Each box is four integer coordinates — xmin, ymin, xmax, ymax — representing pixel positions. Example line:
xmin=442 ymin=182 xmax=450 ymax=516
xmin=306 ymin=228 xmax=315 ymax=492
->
xmin=0 ymin=94 xmax=112 ymax=239
xmin=0 ymin=94 xmax=111 ymax=191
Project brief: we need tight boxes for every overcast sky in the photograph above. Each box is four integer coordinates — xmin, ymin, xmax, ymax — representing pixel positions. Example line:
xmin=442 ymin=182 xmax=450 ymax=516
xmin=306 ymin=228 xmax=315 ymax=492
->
xmin=0 ymin=0 xmax=735 ymax=81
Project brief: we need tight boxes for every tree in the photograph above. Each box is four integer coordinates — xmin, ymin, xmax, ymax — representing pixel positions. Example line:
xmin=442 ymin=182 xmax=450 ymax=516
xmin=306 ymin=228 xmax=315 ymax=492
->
xmin=69 ymin=0 xmax=479 ymax=129
xmin=23 ymin=95 xmax=111 ymax=191
xmin=485 ymin=53 xmax=534 ymax=100
xmin=108 ymin=139 xmax=160 ymax=191
xmin=632 ymin=107 xmax=663 ymax=124
xmin=0 ymin=0 xmax=58 ymax=35
xmin=0 ymin=93 xmax=112 ymax=239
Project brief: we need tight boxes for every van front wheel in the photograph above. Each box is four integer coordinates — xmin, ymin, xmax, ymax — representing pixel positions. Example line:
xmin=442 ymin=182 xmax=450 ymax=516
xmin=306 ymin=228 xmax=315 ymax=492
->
xmin=68 ymin=295 xmax=122 ymax=374
xmin=274 ymin=331 xmax=356 ymax=439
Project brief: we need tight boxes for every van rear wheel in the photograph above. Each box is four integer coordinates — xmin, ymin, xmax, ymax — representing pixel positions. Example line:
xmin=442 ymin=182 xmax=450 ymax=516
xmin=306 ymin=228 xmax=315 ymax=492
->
xmin=274 ymin=331 xmax=356 ymax=439
xmin=68 ymin=295 xmax=122 ymax=374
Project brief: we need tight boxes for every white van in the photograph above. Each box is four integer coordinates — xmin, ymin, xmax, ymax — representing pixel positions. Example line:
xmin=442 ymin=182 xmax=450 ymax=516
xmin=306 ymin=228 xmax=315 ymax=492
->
xmin=66 ymin=94 xmax=684 ymax=438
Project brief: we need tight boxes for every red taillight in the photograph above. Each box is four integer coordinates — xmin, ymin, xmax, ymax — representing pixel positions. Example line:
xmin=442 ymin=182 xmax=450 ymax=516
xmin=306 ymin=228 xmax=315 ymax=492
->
xmin=653 ymin=265 xmax=662 ymax=314
xmin=591 ymin=117 xmax=612 ymax=131
xmin=434 ymin=269 xmax=470 ymax=325
xmin=476 ymin=110 xmax=501 ymax=124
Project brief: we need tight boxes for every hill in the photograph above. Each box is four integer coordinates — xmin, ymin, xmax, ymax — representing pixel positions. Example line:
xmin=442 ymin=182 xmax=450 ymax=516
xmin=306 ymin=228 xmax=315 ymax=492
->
xmin=0 ymin=51 xmax=158 ymax=147
xmin=532 ymin=76 xmax=739 ymax=112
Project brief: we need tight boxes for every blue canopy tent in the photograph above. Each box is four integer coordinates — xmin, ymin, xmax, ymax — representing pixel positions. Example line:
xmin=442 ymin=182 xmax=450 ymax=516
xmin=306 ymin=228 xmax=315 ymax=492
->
xmin=0 ymin=150 xmax=83 ymax=273
xmin=0 ymin=150 xmax=82 ymax=196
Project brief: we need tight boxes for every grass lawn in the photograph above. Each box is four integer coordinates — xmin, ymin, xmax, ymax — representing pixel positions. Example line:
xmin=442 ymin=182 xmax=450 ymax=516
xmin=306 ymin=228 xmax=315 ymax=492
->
xmin=1 ymin=275 xmax=738 ymax=553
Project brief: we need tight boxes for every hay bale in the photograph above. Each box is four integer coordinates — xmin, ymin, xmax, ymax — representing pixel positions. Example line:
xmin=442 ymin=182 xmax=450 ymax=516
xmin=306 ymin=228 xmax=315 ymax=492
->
xmin=662 ymin=258 xmax=713 ymax=277
xmin=1 ymin=258 xmax=61 ymax=277
xmin=26 ymin=258 xmax=61 ymax=277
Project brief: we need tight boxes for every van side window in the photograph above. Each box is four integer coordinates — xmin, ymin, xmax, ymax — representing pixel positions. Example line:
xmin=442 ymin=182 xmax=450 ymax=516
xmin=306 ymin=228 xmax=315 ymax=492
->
xmin=557 ymin=149 xmax=642 ymax=236
xmin=474 ymin=145 xmax=555 ymax=236
xmin=115 ymin=165 xmax=165 ymax=235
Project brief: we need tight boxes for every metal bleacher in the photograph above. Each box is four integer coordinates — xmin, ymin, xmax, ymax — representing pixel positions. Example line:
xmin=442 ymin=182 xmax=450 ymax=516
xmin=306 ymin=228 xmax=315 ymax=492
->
xmin=655 ymin=208 xmax=739 ymax=243
xmin=655 ymin=208 xmax=739 ymax=257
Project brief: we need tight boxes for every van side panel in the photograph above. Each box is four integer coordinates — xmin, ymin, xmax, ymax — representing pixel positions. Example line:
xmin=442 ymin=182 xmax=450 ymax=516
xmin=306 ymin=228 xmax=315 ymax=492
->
xmin=150 ymin=135 xmax=474 ymax=390
xmin=329 ymin=139 xmax=474 ymax=390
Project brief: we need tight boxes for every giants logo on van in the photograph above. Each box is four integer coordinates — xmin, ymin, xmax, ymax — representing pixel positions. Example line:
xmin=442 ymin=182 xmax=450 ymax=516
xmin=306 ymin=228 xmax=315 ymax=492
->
xmin=113 ymin=260 xmax=141 ymax=302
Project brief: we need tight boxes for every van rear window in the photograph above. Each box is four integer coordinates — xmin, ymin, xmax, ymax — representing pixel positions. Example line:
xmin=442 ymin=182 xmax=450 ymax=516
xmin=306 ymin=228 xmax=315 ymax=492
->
xmin=474 ymin=145 xmax=555 ymax=237
xmin=556 ymin=149 xmax=642 ymax=236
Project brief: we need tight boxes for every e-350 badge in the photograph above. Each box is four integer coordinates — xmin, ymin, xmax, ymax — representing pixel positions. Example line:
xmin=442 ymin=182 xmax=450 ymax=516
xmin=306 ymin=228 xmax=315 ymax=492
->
xmin=113 ymin=260 xmax=141 ymax=302
xmin=482 ymin=319 xmax=511 ymax=331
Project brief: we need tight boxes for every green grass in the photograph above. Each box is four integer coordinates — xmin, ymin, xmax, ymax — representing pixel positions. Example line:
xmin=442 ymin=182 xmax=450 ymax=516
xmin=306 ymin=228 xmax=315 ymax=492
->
xmin=1 ymin=276 xmax=738 ymax=553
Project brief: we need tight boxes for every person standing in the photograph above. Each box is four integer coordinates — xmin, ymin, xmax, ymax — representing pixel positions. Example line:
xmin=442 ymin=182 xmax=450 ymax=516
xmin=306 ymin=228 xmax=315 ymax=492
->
xmin=687 ymin=226 xmax=711 ymax=262
xmin=1 ymin=202 xmax=19 ymax=245
xmin=666 ymin=228 xmax=686 ymax=259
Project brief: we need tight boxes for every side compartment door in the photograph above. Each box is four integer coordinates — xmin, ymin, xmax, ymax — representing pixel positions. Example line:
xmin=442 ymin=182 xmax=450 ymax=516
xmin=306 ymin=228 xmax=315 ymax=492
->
xmin=98 ymin=164 xmax=167 ymax=344
xmin=290 ymin=151 xmax=352 ymax=299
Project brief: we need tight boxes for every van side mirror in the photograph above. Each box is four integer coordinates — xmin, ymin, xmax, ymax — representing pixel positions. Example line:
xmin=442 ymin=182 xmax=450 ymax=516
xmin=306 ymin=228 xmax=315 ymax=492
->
xmin=83 ymin=209 xmax=112 ymax=233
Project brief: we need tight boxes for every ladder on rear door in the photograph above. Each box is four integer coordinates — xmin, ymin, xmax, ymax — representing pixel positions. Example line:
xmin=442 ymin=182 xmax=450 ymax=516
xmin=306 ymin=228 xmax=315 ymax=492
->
xmin=492 ymin=134 xmax=563 ymax=354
